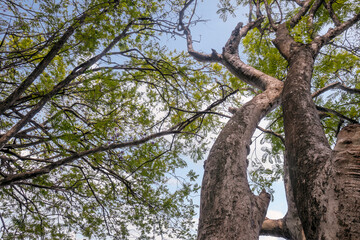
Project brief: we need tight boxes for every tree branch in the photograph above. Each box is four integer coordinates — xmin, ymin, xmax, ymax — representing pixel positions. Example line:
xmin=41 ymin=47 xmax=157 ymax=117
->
xmin=179 ymin=0 xmax=222 ymax=62
xmin=257 ymin=126 xmax=285 ymax=144
xmin=308 ymin=0 xmax=325 ymax=25
xmin=323 ymin=0 xmax=341 ymax=26
xmin=0 ymin=10 xmax=90 ymax=116
xmin=0 ymin=22 xmax=134 ymax=150
xmin=0 ymin=90 xmax=236 ymax=187
xmin=289 ymin=0 xmax=313 ymax=28
xmin=312 ymin=82 xmax=360 ymax=98
xmin=263 ymin=0 xmax=277 ymax=30
xmin=222 ymin=18 xmax=283 ymax=91
xmin=316 ymin=105 xmax=359 ymax=124
xmin=312 ymin=12 xmax=360 ymax=52
xmin=260 ymin=218 xmax=291 ymax=239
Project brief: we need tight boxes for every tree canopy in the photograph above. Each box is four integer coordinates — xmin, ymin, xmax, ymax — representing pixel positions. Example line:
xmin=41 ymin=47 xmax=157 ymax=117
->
xmin=1 ymin=0 xmax=360 ymax=239
xmin=0 ymin=0 xmax=235 ymax=238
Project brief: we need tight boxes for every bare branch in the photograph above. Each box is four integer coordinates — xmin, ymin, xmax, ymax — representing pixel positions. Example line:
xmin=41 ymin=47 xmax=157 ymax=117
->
xmin=312 ymin=82 xmax=360 ymax=98
xmin=224 ymin=18 xmax=263 ymax=55
xmin=183 ymin=26 xmax=222 ymax=62
xmin=289 ymin=0 xmax=313 ymax=28
xmin=257 ymin=126 xmax=285 ymax=144
xmin=178 ymin=0 xmax=222 ymax=62
xmin=222 ymin=18 xmax=282 ymax=90
xmin=260 ymin=218 xmax=291 ymax=239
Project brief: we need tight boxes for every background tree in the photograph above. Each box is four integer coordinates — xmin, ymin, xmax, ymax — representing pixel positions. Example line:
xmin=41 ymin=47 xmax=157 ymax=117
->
xmin=179 ymin=0 xmax=360 ymax=239
xmin=0 ymin=0 xmax=237 ymax=239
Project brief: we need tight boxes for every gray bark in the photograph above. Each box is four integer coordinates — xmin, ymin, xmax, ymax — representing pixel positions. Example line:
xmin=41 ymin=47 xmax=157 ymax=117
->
xmin=281 ymin=43 xmax=360 ymax=239
xmin=197 ymin=84 xmax=282 ymax=239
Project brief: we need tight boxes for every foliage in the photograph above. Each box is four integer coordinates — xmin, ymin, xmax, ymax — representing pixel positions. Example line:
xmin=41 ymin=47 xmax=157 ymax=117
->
xmin=213 ymin=0 xmax=360 ymax=194
xmin=0 ymin=0 xmax=232 ymax=239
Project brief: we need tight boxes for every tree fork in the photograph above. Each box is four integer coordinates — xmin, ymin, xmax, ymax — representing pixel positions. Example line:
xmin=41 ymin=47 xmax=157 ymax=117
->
xmin=197 ymin=82 xmax=283 ymax=239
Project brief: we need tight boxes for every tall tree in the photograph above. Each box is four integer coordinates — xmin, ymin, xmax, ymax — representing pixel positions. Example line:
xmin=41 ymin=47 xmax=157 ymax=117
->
xmin=0 ymin=0 xmax=233 ymax=239
xmin=179 ymin=0 xmax=360 ymax=239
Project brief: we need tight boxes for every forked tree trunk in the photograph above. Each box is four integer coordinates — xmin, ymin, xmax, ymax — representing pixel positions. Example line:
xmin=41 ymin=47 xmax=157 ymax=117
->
xmin=197 ymin=84 xmax=282 ymax=239
xmin=197 ymin=44 xmax=360 ymax=239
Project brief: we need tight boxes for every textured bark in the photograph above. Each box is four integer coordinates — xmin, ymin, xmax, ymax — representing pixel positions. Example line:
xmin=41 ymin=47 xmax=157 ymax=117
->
xmin=197 ymin=82 xmax=282 ymax=240
xmin=330 ymin=124 xmax=360 ymax=239
xmin=282 ymin=43 xmax=334 ymax=239
xmin=282 ymin=43 xmax=360 ymax=239
xmin=283 ymin=157 xmax=306 ymax=240
xmin=261 ymin=218 xmax=291 ymax=239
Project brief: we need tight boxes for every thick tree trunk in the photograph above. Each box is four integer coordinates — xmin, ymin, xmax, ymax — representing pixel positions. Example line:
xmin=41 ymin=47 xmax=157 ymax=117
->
xmin=282 ymin=44 xmax=360 ymax=239
xmin=331 ymin=124 xmax=360 ymax=239
xmin=197 ymin=83 xmax=282 ymax=240
xmin=282 ymin=44 xmax=332 ymax=239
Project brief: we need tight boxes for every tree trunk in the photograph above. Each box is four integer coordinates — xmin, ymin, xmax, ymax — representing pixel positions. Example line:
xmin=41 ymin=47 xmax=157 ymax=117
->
xmin=330 ymin=124 xmax=360 ymax=239
xmin=197 ymin=83 xmax=282 ymax=240
xmin=282 ymin=43 xmax=360 ymax=239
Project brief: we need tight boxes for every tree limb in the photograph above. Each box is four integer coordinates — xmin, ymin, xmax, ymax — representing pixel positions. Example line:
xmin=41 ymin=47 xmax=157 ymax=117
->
xmin=315 ymin=105 xmax=359 ymax=124
xmin=323 ymin=0 xmax=341 ymax=26
xmin=260 ymin=218 xmax=291 ymax=239
xmin=289 ymin=0 xmax=314 ymax=28
xmin=257 ymin=126 xmax=285 ymax=144
xmin=0 ymin=22 xmax=134 ymax=150
xmin=0 ymin=10 xmax=89 ymax=116
xmin=312 ymin=12 xmax=360 ymax=52
xmin=312 ymin=82 xmax=360 ymax=98
xmin=0 ymin=90 xmax=237 ymax=187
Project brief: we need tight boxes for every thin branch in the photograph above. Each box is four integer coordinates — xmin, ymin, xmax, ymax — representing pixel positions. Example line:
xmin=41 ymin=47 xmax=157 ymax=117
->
xmin=316 ymin=105 xmax=359 ymax=124
xmin=312 ymin=82 xmax=360 ymax=98
xmin=323 ymin=0 xmax=341 ymax=26
xmin=263 ymin=0 xmax=277 ymax=30
xmin=179 ymin=0 xmax=222 ymax=62
xmin=257 ymin=126 xmax=285 ymax=144
xmin=312 ymin=82 xmax=341 ymax=98
xmin=313 ymin=12 xmax=360 ymax=52
xmin=289 ymin=0 xmax=313 ymax=28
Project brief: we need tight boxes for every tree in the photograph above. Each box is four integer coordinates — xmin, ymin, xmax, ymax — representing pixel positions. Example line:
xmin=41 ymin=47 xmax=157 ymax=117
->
xmin=0 ymin=0 xmax=233 ymax=239
xmin=1 ymin=0 xmax=359 ymax=240
xmin=178 ymin=0 xmax=360 ymax=239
